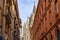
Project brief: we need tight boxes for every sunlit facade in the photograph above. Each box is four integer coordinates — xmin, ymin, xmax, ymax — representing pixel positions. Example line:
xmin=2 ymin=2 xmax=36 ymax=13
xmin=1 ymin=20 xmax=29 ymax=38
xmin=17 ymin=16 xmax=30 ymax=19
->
xmin=0 ymin=0 xmax=21 ymax=40
xmin=29 ymin=4 xmax=36 ymax=40
xmin=23 ymin=18 xmax=30 ymax=40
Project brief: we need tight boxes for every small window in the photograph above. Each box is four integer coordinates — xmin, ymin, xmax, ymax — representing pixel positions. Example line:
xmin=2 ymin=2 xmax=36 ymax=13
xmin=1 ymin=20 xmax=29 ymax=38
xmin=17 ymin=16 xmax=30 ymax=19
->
xmin=45 ymin=7 xmax=46 ymax=11
xmin=42 ymin=7 xmax=43 ymax=10
xmin=6 ymin=13 xmax=11 ymax=24
xmin=45 ymin=17 xmax=47 ymax=20
xmin=41 ymin=32 xmax=45 ymax=35
xmin=46 ymin=28 xmax=47 ymax=30
xmin=49 ymin=10 xmax=51 ymax=13
xmin=49 ymin=10 xmax=51 ymax=22
xmin=48 ymin=0 xmax=52 ymax=2
xmin=39 ymin=23 xmax=41 ymax=27
xmin=50 ymin=22 xmax=52 ymax=26
xmin=42 ymin=22 xmax=44 ymax=25
xmin=43 ymin=36 xmax=48 ymax=40
xmin=15 ymin=5 xmax=16 ymax=10
xmin=47 ymin=1 xmax=51 ymax=10
xmin=0 ymin=7 xmax=2 ymax=10
xmin=57 ymin=29 xmax=60 ymax=40
xmin=51 ymin=34 xmax=53 ymax=40
xmin=50 ymin=32 xmax=53 ymax=40
xmin=48 ymin=0 xmax=50 ymax=2
xmin=45 ymin=36 xmax=48 ymax=40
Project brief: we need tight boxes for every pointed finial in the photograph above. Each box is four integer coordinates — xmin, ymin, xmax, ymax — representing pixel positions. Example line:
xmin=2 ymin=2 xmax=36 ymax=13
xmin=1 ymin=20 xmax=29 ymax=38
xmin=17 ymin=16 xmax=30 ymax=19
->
xmin=33 ymin=1 xmax=36 ymax=13
xmin=34 ymin=1 xmax=36 ymax=5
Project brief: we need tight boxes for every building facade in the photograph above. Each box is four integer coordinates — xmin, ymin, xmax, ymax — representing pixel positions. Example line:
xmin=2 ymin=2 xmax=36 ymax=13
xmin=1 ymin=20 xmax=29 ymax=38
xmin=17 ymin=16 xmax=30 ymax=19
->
xmin=0 ymin=0 xmax=21 ymax=40
xmin=20 ymin=19 xmax=23 ymax=40
xmin=29 ymin=4 xmax=36 ymax=28
xmin=23 ymin=18 xmax=30 ymax=40
xmin=31 ymin=0 xmax=60 ymax=40
xmin=23 ymin=4 xmax=36 ymax=40
xmin=29 ymin=4 xmax=36 ymax=40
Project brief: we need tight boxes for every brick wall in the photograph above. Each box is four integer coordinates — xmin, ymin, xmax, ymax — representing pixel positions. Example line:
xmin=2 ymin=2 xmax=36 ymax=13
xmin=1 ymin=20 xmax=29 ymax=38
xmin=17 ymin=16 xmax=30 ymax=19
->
xmin=31 ymin=0 xmax=60 ymax=40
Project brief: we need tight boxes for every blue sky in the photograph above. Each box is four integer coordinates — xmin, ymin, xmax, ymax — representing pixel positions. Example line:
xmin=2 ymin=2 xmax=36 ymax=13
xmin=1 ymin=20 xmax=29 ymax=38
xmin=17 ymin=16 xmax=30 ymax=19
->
xmin=18 ymin=0 xmax=38 ymax=26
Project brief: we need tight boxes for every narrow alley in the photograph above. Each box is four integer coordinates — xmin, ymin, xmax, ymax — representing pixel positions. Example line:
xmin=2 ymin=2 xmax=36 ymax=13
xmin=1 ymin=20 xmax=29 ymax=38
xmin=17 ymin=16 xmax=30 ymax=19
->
xmin=0 ymin=0 xmax=60 ymax=40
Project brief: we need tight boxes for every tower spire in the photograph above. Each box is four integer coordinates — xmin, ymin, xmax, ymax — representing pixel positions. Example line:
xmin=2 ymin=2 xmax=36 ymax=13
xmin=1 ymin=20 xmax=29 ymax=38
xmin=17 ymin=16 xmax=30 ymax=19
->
xmin=34 ymin=1 xmax=36 ymax=5
xmin=33 ymin=1 xmax=36 ymax=13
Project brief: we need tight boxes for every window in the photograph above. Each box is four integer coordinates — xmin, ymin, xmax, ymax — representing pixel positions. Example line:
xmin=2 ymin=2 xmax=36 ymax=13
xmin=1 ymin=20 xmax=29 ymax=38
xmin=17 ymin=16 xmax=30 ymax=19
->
xmin=50 ymin=22 xmax=52 ymax=26
xmin=49 ymin=10 xmax=51 ymax=13
xmin=8 ymin=0 xmax=12 ymax=5
xmin=15 ymin=5 xmax=16 ymax=10
xmin=48 ymin=0 xmax=52 ymax=3
xmin=46 ymin=28 xmax=47 ymax=30
xmin=44 ymin=0 xmax=46 ymax=11
xmin=14 ymin=31 xmax=17 ymax=40
xmin=45 ymin=17 xmax=47 ymax=20
xmin=39 ymin=23 xmax=41 ymax=27
xmin=6 ymin=7 xmax=11 ymax=24
xmin=0 ymin=7 xmax=2 ymax=10
xmin=41 ymin=36 xmax=48 ymax=40
xmin=42 ymin=2 xmax=43 ymax=10
xmin=45 ymin=36 xmax=48 ymax=40
xmin=13 ymin=0 xmax=16 ymax=3
xmin=41 ymin=38 xmax=43 ymax=40
xmin=42 ymin=13 xmax=46 ymax=18
xmin=51 ymin=34 xmax=53 ymax=40
xmin=14 ymin=18 xmax=16 ymax=29
xmin=41 ymin=32 xmax=45 ymax=35
xmin=40 ymin=18 xmax=43 ymax=23
xmin=49 ymin=10 xmax=51 ymax=24
xmin=50 ymin=32 xmax=53 ymax=40
xmin=42 ymin=22 xmax=44 ymax=25
xmin=55 ymin=0 xmax=58 ymax=14
xmin=57 ymin=29 xmax=60 ymax=40
xmin=42 ymin=14 xmax=44 ymax=18
xmin=47 ymin=0 xmax=51 ymax=10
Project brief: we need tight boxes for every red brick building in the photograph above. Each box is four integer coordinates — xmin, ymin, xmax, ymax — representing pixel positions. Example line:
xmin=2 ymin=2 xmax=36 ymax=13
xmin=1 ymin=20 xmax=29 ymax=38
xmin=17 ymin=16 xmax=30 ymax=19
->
xmin=31 ymin=0 xmax=60 ymax=40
